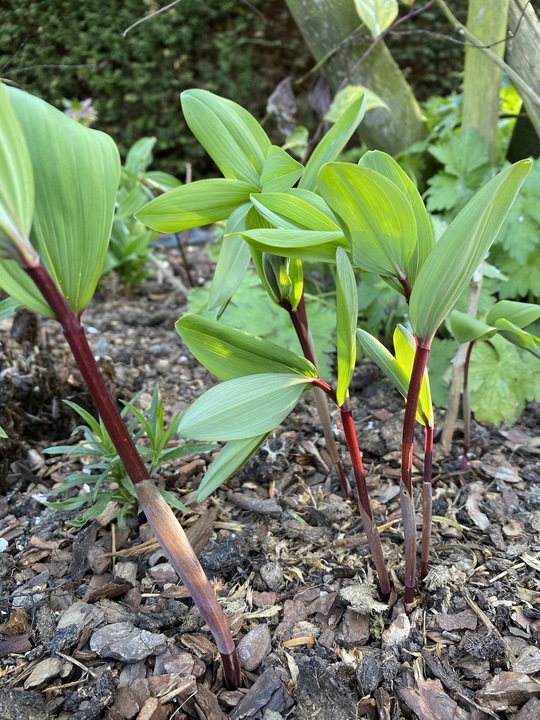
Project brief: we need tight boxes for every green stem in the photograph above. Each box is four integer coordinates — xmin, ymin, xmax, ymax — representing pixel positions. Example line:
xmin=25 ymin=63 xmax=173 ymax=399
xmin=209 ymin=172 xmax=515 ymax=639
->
xmin=22 ymin=261 xmax=241 ymax=689
xmin=401 ymin=338 xmax=431 ymax=607
xmin=420 ymin=423 xmax=434 ymax=580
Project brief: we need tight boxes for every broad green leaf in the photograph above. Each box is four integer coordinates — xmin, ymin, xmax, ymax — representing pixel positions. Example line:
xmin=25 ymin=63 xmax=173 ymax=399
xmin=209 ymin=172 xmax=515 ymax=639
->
xmin=449 ymin=310 xmax=496 ymax=344
xmin=196 ymin=434 xmax=268 ymax=501
xmin=393 ymin=325 xmax=433 ymax=426
xmin=1 ymin=86 xmax=120 ymax=317
xmin=409 ymin=160 xmax=532 ymax=341
xmin=486 ymin=300 xmax=540 ymax=329
xmin=300 ymin=94 xmax=367 ymax=192
xmin=260 ymin=146 xmax=303 ymax=193
xmin=353 ymin=0 xmax=398 ymax=36
xmin=0 ymin=82 xmax=34 ymax=252
xmin=318 ymin=163 xmax=416 ymax=279
xmin=335 ymin=248 xmax=358 ymax=405
xmin=177 ymin=373 xmax=313 ymax=440
xmin=176 ymin=314 xmax=318 ymax=380
xmin=250 ymin=191 xmax=342 ymax=232
xmin=208 ymin=203 xmax=252 ymax=311
xmin=324 ymin=86 xmax=388 ymax=123
xmin=359 ymin=151 xmax=433 ymax=285
xmin=125 ymin=136 xmax=156 ymax=177
xmin=492 ymin=318 xmax=540 ymax=358
xmin=135 ymin=178 xmax=254 ymax=234
xmin=237 ymin=229 xmax=346 ymax=262
xmin=181 ymin=89 xmax=270 ymax=186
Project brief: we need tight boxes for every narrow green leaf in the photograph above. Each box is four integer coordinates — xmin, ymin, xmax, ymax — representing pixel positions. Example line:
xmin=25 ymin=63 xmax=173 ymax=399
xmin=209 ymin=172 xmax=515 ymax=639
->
xmin=300 ymin=94 xmax=367 ymax=192
xmin=335 ymin=248 xmax=358 ymax=406
xmin=157 ymin=488 xmax=187 ymax=513
xmin=492 ymin=318 xmax=540 ymax=358
xmin=181 ymin=89 xmax=270 ymax=186
xmin=353 ymin=0 xmax=398 ymax=36
xmin=196 ymin=434 xmax=268 ymax=501
xmin=486 ymin=300 xmax=540 ymax=329
xmin=288 ymin=258 xmax=303 ymax=311
xmin=237 ymin=229 xmax=345 ymax=262
xmin=177 ymin=373 xmax=313 ymax=440
xmin=324 ymin=86 xmax=388 ymax=123
xmin=125 ymin=136 xmax=156 ymax=177
xmin=1 ymin=86 xmax=120 ymax=317
xmin=359 ymin=150 xmax=433 ymax=285
xmin=0 ymin=426 xmax=7 ymax=438
xmin=176 ymin=314 xmax=318 ymax=380
xmin=449 ymin=310 xmax=496 ymax=344
xmin=318 ymin=162 xmax=416 ymax=279
xmin=260 ymin=146 xmax=303 ymax=193
xmin=208 ymin=203 xmax=252 ymax=310
xmin=0 ymin=82 xmax=34 ymax=251
xmin=135 ymin=178 xmax=254 ymax=234
xmin=409 ymin=160 xmax=532 ymax=341
xmin=0 ymin=297 xmax=19 ymax=321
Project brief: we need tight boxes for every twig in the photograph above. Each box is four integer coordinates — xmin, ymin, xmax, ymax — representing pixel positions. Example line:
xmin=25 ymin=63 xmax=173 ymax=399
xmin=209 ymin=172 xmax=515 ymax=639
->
xmin=123 ymin=0 xmax=184 ymax=37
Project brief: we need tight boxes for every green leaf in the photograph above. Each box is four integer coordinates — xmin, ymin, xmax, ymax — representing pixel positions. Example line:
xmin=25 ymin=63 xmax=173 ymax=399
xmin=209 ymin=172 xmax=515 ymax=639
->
xmin=486 ymin=300 xmax=540 ymax=329
xmin=237 ymin=230 xmax=346 ymax=263
xmin=157 ymin=487 xmax=187 ymax=513
xmin=318 ymin=162 xmax=417 ymax=280
xmin=176 ymin=314 xmax=318 ymax=380
xmin=208 ymin=203 xmax=252 ymax=311
xmin=0 ymin=297 xmax=19 ymax=321
xmin=125 ymin=136 xmax=156 ymax=177
xmin=177 ymin=373 xmax=313 ymax=440
xmin=0 ymin=82 xmax=34 ymax=252
xmin=335 ymin=247 xmax=358 ymax=405
xmin=359 ymin=151 xmax=433 ymax=285
xmin=300 ymin=94 xmax=367 ymax=192
xmin=250 ymin=190 xmax=342 ymax=232
xmin=181 ymin=89 xmax=270 ymax=186
xmin=449 ymin=310 xmax=496 ymax=344
xmin=409 ymin=160 xmax=532 ymax=341
xmin=324 ymin=85 xmax=388 ymax=123
xmin=143 ymin=171 xmax=182 ymax=193
xmin=260 ymin=146 xmax=303 ymax=193
xmin=135 ymin=178 xmax=254 ymax=234
xmin=1 ymin=86 xmax=120 ymax=317
xmin=0 ymin=426 xmax=7 ymax=438
xmin=196 ymin=434 xmax=268 ymax=501
xmin=353 ymin=0 xmax=398 ymax=36
xmin=492 ymin=318 xmax=540 ymax=359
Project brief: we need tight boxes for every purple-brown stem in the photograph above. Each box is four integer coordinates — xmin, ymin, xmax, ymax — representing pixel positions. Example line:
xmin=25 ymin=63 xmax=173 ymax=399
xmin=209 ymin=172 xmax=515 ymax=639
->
xmin=22 ymin=261 xmax=241 ymax=689
xmin=461 ymin=340 xmax=475 ymax=470
xmin=401 ymin=339 xmax=432 ymax=607
xmin=285 ymin=295 xmax=351 ymax=497
xmin=420 ymin=423 xmax=434 ymax=580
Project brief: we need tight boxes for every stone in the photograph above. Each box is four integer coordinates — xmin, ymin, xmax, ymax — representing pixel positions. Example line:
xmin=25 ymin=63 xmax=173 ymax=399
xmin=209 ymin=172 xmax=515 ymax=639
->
xmin=24 ymin=658 xmax=63 ymax=689
xmin=513 ymin=646 xmax=540 ymax=674
xmin=479 ymin=672 xmax=540 ymax=711
xmin=136 ymin=697 xmax=170 ymax=720
xmin=336 ymin=609 xmax=370 ymax=645
xmin=515 ymin=697 xmax=540 ymax=720
xmin=260 ymin=561 xmax=284 ymax=591
xmin=237 ymin=624 xmax=272 ymax=671
xmin=90 ymin=622 xmax=167 ymax=662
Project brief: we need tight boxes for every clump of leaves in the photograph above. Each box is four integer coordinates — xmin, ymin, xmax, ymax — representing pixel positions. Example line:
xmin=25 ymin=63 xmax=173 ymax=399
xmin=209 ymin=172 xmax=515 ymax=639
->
xmin=45 ymin=387 xmax=214 ymax=527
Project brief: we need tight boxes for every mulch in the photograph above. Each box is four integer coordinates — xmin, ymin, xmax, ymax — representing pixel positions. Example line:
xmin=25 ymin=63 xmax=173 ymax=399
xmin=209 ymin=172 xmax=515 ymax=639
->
xmin=1 ymin=245 xmax=539 ymax=720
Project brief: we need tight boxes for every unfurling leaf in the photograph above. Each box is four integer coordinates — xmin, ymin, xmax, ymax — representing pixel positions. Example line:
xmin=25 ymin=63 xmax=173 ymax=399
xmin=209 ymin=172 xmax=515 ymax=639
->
xmin=335 ymin=248 xmax=358 ymax=406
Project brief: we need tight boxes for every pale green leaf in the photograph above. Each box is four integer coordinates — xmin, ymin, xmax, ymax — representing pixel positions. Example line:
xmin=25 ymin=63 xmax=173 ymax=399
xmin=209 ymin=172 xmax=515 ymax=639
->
xmin=0 ymin=82 xmax=34 ymax=251
xmin=409 ymin=160 xmax=532 ymax=341
xmin=324 ymin=85 xmax=388 ymax=123
xmin=486 ymin=300 xmax=540 ymax=329
xmin=449 ymin=310 xmax=496 ymax=344
xmin=250 ymin=191 xmax=342 ymax=231
xmin=125 ymin=136 xmax=156 ymax=177
xmin=260 ymin=146 xmax=303 ymax=193
xmin=288 ymin=257 xmax=303 ymax=311
xmin=135 ymin=178 xmax=254 ymax=234
xmin=0 ymin=426 xmax=6 ymax=438
xmin=177 ymin=373 xmax=313 ymax=440
xmin=237 ymin=229 xmax=346 ymax=262
xmin=176 ymin=314 xmax=318 ymax=380
xmin=181 ymin=89 xmax=270 ymax=186
xmin=493 ymin=318 xmax=540 ymax=358
xmin=196 ymin=435 xmax=268 ymax=501
xmin=208 ymin=203 xmax=252 ymax=311
xmin=1 ymin=86 xmax=120 ymax=316
xmin=300 ymin=94 xmax=367 ymax=192
xmin=353 ymin=0 xmax=398 ymax=36
xmin=318 ymin=162 xmax=416 ymax=279
xmin=359 ymin=150 xmax=433 ymax=285
xmin=335 ymin=248 xmax=358 ymax=405
xmin=0 ymin=297 xmax=19 ymax=321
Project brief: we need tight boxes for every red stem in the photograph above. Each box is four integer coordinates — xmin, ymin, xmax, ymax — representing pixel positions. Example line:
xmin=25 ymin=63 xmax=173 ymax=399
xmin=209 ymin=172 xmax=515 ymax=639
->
xmin=420 ymin=423 xmax=433 ymax=580
xmin=401 ymin=339 xmax=431 ymax=607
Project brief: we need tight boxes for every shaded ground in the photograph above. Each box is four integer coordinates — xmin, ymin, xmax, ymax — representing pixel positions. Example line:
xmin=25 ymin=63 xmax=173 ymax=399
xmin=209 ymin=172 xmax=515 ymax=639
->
xmin=1 ymin=245 xmax=540 ymax=720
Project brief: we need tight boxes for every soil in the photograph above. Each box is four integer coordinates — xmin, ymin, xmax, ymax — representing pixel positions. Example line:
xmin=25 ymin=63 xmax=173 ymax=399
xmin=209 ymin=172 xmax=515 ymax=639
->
xmin=1 ymin=244 xmax=540 ymax=720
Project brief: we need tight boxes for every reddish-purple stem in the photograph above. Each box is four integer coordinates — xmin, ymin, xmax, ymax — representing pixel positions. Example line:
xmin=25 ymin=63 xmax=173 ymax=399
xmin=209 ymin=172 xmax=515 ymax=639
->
xmin=401 ymin=339 xmax=431 ymax=607
xmin=420 ymin=423 xmax=434 ymax=580
xmin=22 ymin=261 xmax=241 ymax=689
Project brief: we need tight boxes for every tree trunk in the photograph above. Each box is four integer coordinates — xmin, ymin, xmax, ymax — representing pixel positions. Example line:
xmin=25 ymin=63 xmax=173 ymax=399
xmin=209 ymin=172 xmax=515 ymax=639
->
xmin=506 ymin=0 xmax=540 ymax=140
xmin=285 ymin=0 xmax=426 ymax=155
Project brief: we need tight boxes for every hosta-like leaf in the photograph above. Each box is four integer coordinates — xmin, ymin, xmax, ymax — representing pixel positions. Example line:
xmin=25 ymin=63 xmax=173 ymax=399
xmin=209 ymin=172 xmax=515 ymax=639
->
xmin=486 ymin=300 xmax=540 ymax=329
xmin=335 ymin=248 xmax=358 ymax=406
xmin=450 ymin=310 xmax=496 ymax=344
xmin=353 ymin=0 xmax=398 ymax=36
xmin=1 ymin=86 xmax=120 ymax=317
xmin=181 ymin=89 xmax=270 ymax=186
xmin=176 ymin=314 xmax=318 ymax=380
xmin=409 ymin=160 xmax=532 ymax=341
xmin=359 ymin=151 xmax=433 ymax=285
xmin=135 ymin=178 xmax=254 ymax=234
xmin=0 ymin=82 xmax=34 ymax=252
xmin=196 ymin=434 xmax=268 ymax=501
xmin=177 ymin=373 xmax=313 ymax=440
xmin=300 ymin=93 xmax=367 ymax=192
xmin=318 ymin=162 xmax=416 ymax=279
xmin=260 ymin=146 xmax=303 ymax=193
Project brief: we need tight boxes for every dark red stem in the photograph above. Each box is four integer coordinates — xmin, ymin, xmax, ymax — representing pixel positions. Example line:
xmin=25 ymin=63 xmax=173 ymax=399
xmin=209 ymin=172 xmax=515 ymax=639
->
xmin=401 ymin=339 xmax=431 ymax=607
xmin=420 ymin=423 xmax=434 ymax=580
